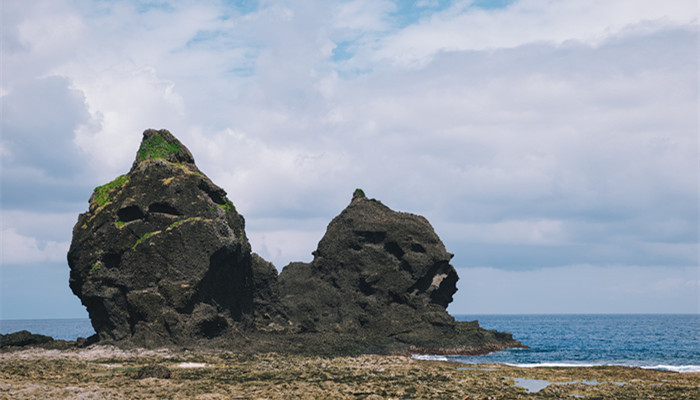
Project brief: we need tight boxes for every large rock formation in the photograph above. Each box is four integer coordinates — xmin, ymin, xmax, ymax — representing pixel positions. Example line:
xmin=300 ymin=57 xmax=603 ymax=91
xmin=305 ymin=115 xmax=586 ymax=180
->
xmin=278 ymin=189 xmax=459 ymax=337
xmin=69 ymin=129 xmax=523 ymax=354
xmin=68 ymin=129 xmax=281 ymax=346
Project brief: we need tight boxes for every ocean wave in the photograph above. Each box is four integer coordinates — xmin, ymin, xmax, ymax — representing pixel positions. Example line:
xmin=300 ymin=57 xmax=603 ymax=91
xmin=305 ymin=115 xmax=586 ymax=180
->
xmin=412 ymin=356 xmax=700 ymax=373
xmin=508 ymin=362 xmax=604 ymax=368
xmin=641 ymin=365 xmax=700 ymax=373
xmin=509 ymin=363 xmax=700 ymax=373
xmin=411 ymin=355 xmax=449 ymax=361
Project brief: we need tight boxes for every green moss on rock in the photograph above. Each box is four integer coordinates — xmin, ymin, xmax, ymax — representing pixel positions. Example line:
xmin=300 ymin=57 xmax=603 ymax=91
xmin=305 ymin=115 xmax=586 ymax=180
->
xmin=218 ymin=199 xmax=235 ymax=212
xmin=93 ymin=175 xmax=130 ymax=208
xmin=137 ymin=134 xmax=181 ymax=161
xmin=168 ymin=217 xmax=197 ymax=230
xmin=133 ymin=231 xmax=160 ymax=249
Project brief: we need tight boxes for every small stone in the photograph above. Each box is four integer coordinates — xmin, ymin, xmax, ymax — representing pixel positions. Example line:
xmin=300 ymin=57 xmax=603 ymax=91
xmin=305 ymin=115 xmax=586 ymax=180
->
xmin=136 ymin=364 xmax=171 ymax=379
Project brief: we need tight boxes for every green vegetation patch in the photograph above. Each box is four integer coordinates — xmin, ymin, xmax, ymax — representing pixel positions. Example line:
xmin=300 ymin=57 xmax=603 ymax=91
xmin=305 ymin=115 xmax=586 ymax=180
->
xmin=354 ymin=188 xmax=366 ymax=198
xmin=133 ymin=231 xmax=160 ymax=249
xmin=137 ymin=134 xmax=181 ymax=161
xmin=218 ymin=199 xmax=236 ymax=212
xmin=93 ymin=175 xmax=130 ymax=207
xmin=114 ymin=221 xmax=126 ymax=228
xmin=91 ymin=263 xmax=102 ymax=271
xmin=168 ymin=217 xmax=197 ymax=230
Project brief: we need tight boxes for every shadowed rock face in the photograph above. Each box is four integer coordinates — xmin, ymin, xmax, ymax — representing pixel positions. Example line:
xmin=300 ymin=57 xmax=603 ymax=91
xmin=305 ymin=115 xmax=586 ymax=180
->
xmin=278 ymin=190 xmax=460 ymax=336
xmin=68 ymin=129 xmax=523 ymax=353
xmin=68 ymin=129 xmax=278 ymax=345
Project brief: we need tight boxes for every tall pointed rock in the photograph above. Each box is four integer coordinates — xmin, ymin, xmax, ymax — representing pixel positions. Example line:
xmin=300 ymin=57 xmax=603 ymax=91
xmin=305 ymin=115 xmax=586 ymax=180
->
xmin=68 ymin=129 xmax=265 ymax=345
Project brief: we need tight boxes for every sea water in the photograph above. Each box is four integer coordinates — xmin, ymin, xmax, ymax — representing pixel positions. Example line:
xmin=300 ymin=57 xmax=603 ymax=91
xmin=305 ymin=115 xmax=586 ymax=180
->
xmin=440 ymin=314 xmax=699 ymax=372
xmin=2 ymin=314 xmax=698 ymax=372
xmin=0 ymin=318 xmax=95 ymax=341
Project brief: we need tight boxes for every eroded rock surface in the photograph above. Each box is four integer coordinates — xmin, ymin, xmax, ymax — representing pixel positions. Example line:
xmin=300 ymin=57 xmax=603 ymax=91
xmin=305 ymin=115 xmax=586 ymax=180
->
xmin=68 ymin=129 xmax=523 ymax=354
xmin=278 ymin=190 xmax=459 ymax=338
xmin=68 ymin=129 xmax=279 ymax=345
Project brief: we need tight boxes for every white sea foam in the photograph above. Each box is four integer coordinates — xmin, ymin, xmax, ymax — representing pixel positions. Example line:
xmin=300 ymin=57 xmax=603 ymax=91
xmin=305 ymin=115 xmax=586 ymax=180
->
xmin=177 ymin=362 xmax=207 ymax=368
xmin=509 ymin=363 xmax=700 ymax=373
xmin=413 ymin=357 xmax=700 ymax=374
xmin=641 ymin=365 xmax=700 ymax=373
xmin=410 ymin=354 xmax=449 ymax=361
xmin=508 ymin=362 xmax=603 ymax=369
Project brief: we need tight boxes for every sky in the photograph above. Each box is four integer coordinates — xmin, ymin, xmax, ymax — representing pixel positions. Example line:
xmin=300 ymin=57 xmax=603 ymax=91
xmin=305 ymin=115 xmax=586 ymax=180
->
xmin=1 ymin=0 xmax=698 ymax=319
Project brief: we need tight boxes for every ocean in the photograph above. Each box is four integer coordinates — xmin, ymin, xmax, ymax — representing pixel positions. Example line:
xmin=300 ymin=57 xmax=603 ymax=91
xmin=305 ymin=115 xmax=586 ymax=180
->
xmin=0 ymin=318 xmax=95 ymax=342
xmin=439 ymin=314 xmax=700 ymax=373
xmin=1 ymin=314 xmax=698 ymax=372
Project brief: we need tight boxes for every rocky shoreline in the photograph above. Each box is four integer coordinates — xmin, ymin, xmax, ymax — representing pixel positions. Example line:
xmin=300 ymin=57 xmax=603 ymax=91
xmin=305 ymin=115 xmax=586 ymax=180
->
xmin=1 ymin=346 xmax=698 ymax=399
xmin=0 ymin=321 xmax=521 ymax=357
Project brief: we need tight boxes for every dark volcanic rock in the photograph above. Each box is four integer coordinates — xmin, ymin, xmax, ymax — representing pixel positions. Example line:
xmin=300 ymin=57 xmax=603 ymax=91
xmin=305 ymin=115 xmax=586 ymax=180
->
xmin=136 ymin=364 xmax=172 ymax=379
xmin=275 ymin=190 xmax=523 ymax=354
xmin=68 ymin=129 xmax=523 ymax=354
xmin=68 ymin=129 xmax=278 ymax=345
xmin=0 ymin=330 xmax=54 ymax=348
xmin=278 ymin=190 xmax=459 ymax=337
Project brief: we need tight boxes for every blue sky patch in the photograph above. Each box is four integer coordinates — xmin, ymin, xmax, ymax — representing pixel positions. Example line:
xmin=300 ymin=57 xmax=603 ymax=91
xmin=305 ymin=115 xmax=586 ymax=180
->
xmin=222 ymin=0 xmax=260 ymax=15
xmin=390 ymin=0 xmax=454 ymax=28
xmin=133 ymin=0 xmax=175 ymax=14
xmin=331 ymin=41 xmax=355 ymax=62
xmin=471 ymin=0 xmax=515 ymax=10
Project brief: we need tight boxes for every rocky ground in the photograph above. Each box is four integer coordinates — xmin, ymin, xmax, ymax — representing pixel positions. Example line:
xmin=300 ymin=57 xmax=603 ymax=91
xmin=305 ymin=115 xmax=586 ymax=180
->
xmin=1 ymin=346 xmax=697 ymax=399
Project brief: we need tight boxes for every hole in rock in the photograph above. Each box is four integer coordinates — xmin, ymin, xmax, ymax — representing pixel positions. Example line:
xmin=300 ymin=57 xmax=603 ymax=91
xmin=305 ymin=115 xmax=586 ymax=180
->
xmin=410 ymin=243 xmax=426 ymax=253
xmin=354 ymin=230 xmax=386 ymax=244
xmin=117 ymin=205 xmax=145 ymax=222
xmin=148 ymin=202 xmax=181 ymax=215
xmin=198 ymin=179 xmax=227 ymax=204
xmin=384 ymin=241 xmax=405 ymax=259
xmin=399 ymin=260 xmax=412 ymax=273
xmin=359 ymin=277 xmax=377 ymax=296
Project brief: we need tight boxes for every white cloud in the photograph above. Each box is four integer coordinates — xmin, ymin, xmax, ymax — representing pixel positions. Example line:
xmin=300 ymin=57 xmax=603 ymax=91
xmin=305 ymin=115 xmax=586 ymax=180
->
xmin=1 ymin=0 xmax=697 ymax=316
xmin=441 ymin=219 xmax=566 ymax=245
xmin=450 ymin=265 xmax=700 ymax=314
xmin=248 ymin=224 xmax=326 ymax=269
xmin=1 ymin=211 xmax=78 ymax=243
xmin=651 ymin=278 xmax=700 ymax=292
xmin=334 ymin=0 xmax=396 ymax=32
xmin=1 ymin=75 xmax=92 ymax=177
xmin=362 ymin=0 xmax=698 ymax=67
xmin=0 ymin=229 xmax=69 ymax=265
xmin=72 ymin=63 xmax=188 ymax=175
xmin=16 ymin=3 xmax=84 ymax=55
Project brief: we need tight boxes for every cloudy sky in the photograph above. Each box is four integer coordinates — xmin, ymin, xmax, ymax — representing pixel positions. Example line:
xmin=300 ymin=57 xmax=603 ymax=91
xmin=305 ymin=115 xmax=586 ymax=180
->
xmin=1 ymin=0 xmax=698 ymax=319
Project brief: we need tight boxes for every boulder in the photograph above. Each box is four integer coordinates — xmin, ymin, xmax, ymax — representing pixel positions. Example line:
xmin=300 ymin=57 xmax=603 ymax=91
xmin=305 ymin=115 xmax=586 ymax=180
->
xmin=136 ymin=364 xmax=172 ymax=379
xmin=0 ymin=330 xmax=53 ymax=348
